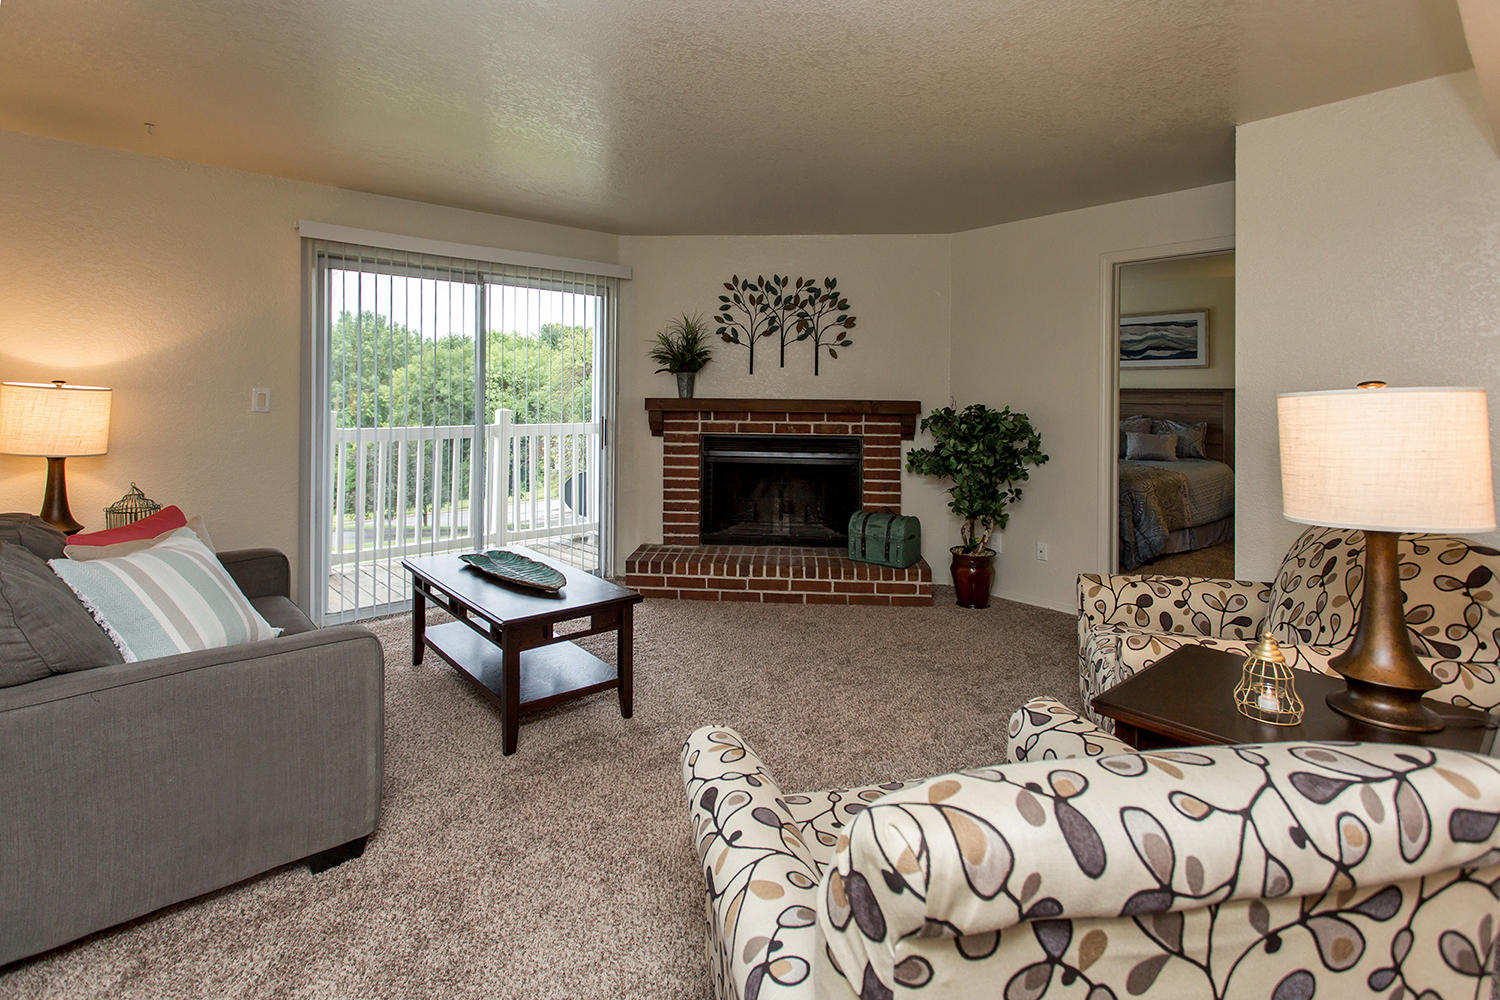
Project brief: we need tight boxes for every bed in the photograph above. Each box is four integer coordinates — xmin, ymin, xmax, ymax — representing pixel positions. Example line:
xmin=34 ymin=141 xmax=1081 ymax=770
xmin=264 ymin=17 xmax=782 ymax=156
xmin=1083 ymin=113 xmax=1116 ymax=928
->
xmin=1117 ymin=387 xmax=1235 ymax=571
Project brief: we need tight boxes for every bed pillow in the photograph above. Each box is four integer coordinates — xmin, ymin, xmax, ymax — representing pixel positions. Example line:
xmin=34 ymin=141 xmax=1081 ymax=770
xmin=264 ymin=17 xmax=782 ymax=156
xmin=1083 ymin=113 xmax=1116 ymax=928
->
xmin=1152 ymin=419 xmax=1209 ymax=459
xmin=65 ymin=514 xmax=215 ymax=561
xmin=1118 ymin=415 xmax=1153 ymax=457
xmin=0 ymin=542 xmax=123 ymax=687
xmin=68 ymin=506 xmax=188 ymax=547
xmin=1125 ymin=431 xmax=1179 ymax=461
xmin=48 ymin=528 xmax=280 ymax=663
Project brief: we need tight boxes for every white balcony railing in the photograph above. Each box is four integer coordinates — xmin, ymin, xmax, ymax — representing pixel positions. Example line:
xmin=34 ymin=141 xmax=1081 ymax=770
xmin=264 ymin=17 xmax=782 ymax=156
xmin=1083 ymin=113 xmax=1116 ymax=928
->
xmin=329 ymin=409 xmax=600 ymax=574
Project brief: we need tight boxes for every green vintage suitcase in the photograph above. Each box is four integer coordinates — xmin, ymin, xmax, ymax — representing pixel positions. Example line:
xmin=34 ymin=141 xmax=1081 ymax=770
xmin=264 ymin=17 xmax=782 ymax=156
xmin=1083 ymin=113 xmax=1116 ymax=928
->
xmin=847 ymin=510 xmax=922 ymax=569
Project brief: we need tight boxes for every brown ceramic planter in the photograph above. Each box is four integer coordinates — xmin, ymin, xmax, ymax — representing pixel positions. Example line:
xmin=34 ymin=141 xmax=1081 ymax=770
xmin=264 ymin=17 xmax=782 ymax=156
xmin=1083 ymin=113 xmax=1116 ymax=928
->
xmin=950 ymin=546 xmax=995 ymax=608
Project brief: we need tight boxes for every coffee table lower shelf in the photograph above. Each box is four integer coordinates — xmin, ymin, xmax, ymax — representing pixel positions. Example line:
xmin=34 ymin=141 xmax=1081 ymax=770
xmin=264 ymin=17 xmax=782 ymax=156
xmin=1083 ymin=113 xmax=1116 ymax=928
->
xmin=423 ymin=620 xmax=619 ymax=714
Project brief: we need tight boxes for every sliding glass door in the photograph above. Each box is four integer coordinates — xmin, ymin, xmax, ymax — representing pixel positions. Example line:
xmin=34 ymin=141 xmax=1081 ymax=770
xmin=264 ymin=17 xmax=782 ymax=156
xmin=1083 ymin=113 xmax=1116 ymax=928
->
xmin=305 ymin=242 xmax=615 ymax=624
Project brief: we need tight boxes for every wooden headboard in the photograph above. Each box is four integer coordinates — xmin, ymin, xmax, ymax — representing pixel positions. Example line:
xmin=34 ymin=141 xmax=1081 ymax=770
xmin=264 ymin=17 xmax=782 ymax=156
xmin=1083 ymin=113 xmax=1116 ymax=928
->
xmin=1119 ymin=387 xmax=1235 ymax=467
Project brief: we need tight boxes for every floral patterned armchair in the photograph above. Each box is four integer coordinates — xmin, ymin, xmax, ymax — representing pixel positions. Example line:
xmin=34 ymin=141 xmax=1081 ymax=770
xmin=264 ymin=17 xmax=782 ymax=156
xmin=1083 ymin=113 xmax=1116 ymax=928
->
xmin=1077 ymin=526 xmax=1500 ymax=731
xmin=682 ymin=722 xmax=1500 ymax=999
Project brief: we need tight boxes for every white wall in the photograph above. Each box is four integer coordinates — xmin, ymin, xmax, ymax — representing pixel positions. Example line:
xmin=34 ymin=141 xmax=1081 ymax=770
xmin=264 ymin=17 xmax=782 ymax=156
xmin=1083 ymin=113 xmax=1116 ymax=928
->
xmin=1236 ymin=71 xmax=1500 ymax=580
xmin=0 ymin=130 xmax=618 ymax=591
xmin=614 ymin=235 xmax=952 ymax=571
xmin=1119 ymin=252 xmax=1235 ymax=389
xmin=0 ymin=130 xmax=1291 ymax=617
xmin=950 ymin=183 xmax=1236 ymax=611
xmin=11 ymin=73 xmax=1494 ymax=617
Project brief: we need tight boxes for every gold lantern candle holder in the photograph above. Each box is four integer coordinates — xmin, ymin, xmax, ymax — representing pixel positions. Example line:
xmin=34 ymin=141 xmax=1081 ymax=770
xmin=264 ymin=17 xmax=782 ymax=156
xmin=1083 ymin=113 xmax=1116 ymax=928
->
xmin=1234 ymin=632 xmax=1304 ymax=726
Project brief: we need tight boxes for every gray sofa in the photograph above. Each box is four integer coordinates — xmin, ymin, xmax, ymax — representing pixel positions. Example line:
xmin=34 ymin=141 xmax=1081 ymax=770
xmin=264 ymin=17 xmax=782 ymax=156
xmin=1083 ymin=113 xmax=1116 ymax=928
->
xmin=0 ymin=517 xmax=384 ymax=966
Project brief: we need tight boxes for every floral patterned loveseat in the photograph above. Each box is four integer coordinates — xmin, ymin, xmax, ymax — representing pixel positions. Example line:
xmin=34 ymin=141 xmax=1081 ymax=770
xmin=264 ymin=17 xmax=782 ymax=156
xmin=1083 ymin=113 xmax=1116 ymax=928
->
xmin=1077 ymin=526 xmax=1500 ymax=731
xmin=682 ymin=722 xmax=1500 ymax=1000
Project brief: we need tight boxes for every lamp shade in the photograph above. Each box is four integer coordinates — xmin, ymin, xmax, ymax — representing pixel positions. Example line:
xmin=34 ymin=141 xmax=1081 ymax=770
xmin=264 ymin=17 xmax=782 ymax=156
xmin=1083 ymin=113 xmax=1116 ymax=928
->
xmin=0 ymin=381 xmax=112 ymax=457
xmin=1278 ymin=386 xmax=1495 ymax=533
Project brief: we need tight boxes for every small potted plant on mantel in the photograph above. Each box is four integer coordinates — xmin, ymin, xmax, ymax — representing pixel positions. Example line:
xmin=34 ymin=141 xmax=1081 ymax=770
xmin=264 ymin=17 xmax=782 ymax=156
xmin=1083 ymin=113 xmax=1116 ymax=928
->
xmin=905 ymin=402 xmax=1048 ymax=608
xmin=649 ymin=313 xmax=714 ymax=398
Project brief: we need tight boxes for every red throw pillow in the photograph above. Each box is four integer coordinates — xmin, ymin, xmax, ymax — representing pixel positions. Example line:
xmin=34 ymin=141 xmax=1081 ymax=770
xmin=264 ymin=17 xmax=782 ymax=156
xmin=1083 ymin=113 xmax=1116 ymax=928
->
xmin=69 ymin=506 xmax=188 ymax=547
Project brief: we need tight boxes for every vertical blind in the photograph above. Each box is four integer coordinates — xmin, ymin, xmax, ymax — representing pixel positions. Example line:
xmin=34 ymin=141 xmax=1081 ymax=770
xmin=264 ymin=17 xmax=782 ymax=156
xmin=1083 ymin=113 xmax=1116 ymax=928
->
xmin=301 ymin=236 xmax=619 ymax=624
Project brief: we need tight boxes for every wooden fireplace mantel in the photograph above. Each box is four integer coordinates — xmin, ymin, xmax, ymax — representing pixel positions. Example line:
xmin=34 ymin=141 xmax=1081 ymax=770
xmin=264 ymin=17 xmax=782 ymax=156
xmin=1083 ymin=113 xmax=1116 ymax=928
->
xmin=643 ymin=398 xmax=922 ymax=439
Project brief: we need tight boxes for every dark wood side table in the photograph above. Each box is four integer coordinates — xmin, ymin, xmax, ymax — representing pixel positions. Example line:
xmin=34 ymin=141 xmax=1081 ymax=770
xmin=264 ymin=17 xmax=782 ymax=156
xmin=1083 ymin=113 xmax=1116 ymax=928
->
xmin=403 ymin=548 xmax=643 ymax=755
xmin=1091 ymin=645 xmax=1498 ymax=754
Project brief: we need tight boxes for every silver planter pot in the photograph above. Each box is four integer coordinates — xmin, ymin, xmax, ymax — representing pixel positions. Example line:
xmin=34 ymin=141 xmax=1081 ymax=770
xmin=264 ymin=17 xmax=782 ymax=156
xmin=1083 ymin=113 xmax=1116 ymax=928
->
xmin=675 ymin=372 xmax=696 ymax=398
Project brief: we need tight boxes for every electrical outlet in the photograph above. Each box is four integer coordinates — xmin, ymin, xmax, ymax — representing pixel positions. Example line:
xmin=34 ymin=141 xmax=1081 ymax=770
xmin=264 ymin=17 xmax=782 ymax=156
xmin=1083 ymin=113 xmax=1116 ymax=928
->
xmin=251 ymin=388 xmax=271 ymax=413
xmin=1035 ymin=541 xmax=1049 ymax=562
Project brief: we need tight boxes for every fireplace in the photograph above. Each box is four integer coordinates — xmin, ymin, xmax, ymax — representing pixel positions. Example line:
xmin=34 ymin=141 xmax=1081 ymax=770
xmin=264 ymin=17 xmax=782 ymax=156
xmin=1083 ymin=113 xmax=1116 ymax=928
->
xmin=700 ymin=435 xmax=861 ymax=546
xmin=626 ymin=398 xmax=933 ymax=606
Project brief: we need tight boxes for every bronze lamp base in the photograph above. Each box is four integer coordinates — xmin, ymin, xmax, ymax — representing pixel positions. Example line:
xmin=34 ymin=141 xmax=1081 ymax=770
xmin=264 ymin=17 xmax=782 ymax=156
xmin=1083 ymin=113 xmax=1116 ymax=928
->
xmin=39 ymin=456 xmax=84 ymax=535
xmin=1327 ymin=681 xmax=1442 ymax=733
xmin=1325 ymin=530 xmax=1442 ymax=733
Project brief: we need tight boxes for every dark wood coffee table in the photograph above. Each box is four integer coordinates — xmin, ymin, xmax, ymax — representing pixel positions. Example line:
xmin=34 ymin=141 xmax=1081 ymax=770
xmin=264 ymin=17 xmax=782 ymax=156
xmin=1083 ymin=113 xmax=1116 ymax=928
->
xmin=403 ymin=548 xmax=643 ymax=755
xmin=1091 ymin=644 xmax=1498 ymax=754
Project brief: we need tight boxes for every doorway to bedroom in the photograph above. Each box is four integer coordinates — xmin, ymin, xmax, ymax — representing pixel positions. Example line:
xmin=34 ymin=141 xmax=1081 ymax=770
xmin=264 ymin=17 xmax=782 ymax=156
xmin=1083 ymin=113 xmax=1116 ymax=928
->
xmin=1113 ymin=250 xmax=1235 ymax=577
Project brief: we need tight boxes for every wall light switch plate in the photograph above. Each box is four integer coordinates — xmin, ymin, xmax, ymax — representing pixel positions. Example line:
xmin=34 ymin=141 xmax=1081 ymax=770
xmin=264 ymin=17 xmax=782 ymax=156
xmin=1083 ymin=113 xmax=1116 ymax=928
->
xmin=251 ymin=388 xmax=271 ymax=412
xmin=1036 ymin=541 xmax=1049 ymax=561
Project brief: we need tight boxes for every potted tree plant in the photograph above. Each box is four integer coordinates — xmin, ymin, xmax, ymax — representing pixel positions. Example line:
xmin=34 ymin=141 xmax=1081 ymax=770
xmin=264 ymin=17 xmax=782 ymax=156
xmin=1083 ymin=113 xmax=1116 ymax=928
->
xmin=649 ymin=313 xmax=714 ymax=397
xmin=905 ymin=402 xmax=1048 ymax=608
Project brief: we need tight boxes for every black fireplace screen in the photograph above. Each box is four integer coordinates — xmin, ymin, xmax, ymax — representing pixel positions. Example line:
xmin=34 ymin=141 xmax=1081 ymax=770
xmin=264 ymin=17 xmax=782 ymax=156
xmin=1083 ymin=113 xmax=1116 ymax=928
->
xmin=700 ymin=435 xmax=862 ymax=546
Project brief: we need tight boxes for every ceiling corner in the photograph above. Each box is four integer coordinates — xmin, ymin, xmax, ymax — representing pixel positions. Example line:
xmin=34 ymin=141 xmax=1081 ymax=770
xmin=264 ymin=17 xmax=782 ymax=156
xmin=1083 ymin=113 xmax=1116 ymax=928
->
xmin=1456 ymin=0 xmax=1500 ymax=153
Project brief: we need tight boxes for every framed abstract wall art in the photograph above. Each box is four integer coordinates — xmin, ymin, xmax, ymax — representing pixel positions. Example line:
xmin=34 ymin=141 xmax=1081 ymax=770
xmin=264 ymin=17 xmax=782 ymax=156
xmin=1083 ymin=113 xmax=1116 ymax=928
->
xmin=1119 ymin=310 xmax=1208 ymax=368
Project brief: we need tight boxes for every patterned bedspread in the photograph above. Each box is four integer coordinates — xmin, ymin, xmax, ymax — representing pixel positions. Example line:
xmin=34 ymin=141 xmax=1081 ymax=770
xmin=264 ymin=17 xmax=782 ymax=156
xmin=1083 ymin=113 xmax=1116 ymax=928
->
xmin=1119 ymin=458 xmax=1234 ymax=570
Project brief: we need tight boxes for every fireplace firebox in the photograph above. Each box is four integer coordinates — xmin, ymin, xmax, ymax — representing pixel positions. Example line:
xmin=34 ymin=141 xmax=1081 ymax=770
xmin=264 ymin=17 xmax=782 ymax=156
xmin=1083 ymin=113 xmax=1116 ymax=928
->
xmin=700 ymin=435 xmax=862 ymax=546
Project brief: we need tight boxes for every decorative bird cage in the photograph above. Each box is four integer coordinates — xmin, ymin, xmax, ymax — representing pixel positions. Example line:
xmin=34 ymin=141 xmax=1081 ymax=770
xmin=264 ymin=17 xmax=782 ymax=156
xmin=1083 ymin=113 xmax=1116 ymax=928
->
xmin=104 ymin=483 xmax=163 ymax=529
xmin=1233 ymin=631 xmax=1304 ymax=726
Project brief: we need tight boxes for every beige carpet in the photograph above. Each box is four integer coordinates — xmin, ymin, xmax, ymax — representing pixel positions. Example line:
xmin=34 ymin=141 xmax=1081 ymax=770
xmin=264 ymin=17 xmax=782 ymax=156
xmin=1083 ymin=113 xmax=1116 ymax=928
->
xmin=2 ymin=591 xmax=1080 ymax=999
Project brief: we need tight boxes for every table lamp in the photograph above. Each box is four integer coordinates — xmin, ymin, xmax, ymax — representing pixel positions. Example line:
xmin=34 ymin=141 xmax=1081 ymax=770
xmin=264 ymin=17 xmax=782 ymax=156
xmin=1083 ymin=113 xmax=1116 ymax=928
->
xmin=0 ymin=380 xmax=112 ymax=534
xmin=1278 ymin=384 xmax=1495 ymax=732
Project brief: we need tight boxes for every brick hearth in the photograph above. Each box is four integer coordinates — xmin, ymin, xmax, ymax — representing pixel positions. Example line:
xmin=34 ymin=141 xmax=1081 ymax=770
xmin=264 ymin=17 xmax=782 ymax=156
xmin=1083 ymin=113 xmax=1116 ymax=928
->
xmin=625 ymin=544 xmax=932 ymax=605
xmin=626 ymin=398 xmax=933 ymax=605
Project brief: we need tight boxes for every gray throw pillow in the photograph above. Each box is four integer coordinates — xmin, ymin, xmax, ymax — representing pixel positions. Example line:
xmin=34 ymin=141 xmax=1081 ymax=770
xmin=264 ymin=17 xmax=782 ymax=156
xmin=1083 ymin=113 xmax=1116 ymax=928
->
xmin=1125 ymin=431 xmax=1180 ymax=462
xmin=1152 ymin=419 xmax=1209 ymax=459
xmin=0 ymin=513 xmax=67 ymax=561
xmin=1119 ymin=415 xmax=1153 ymax=457
xmin=0 ymin=541 xmax=123 ymax=687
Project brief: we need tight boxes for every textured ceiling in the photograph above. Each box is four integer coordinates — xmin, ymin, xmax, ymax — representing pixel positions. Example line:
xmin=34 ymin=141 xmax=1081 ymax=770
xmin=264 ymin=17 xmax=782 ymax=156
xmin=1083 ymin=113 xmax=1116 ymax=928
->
xmin=0 ymin=0 xmax=1474 ymax=235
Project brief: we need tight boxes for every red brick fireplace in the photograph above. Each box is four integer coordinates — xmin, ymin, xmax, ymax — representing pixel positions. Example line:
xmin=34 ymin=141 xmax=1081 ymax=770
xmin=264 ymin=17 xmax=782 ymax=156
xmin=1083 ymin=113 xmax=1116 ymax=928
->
xmin=624 ymin=398 xmax=934 ymax=605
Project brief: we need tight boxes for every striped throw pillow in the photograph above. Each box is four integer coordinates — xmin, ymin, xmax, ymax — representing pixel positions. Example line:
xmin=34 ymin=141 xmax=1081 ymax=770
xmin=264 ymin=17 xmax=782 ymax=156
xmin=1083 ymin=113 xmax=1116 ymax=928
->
xmin=49 ymin=528 xmax=280 ymax=662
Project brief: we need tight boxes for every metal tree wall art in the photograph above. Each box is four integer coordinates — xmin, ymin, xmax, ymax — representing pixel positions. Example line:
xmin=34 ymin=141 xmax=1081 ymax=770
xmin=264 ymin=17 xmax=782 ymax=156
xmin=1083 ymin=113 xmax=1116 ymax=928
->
xmin=714 ymin=275 xmax=775 ymax=375
xmin=714 ymin=273 xmax=858 ymax=375
xmin=766 ymin=274 xmax=811 ymax=368
xmin=795 ymin=277 xmax=856 ymax=376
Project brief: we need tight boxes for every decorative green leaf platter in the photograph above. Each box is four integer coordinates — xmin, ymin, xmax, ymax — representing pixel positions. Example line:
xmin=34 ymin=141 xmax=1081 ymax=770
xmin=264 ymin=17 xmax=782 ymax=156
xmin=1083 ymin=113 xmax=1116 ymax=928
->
xmin=460 ymin=550 xmax=566 ymax=594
